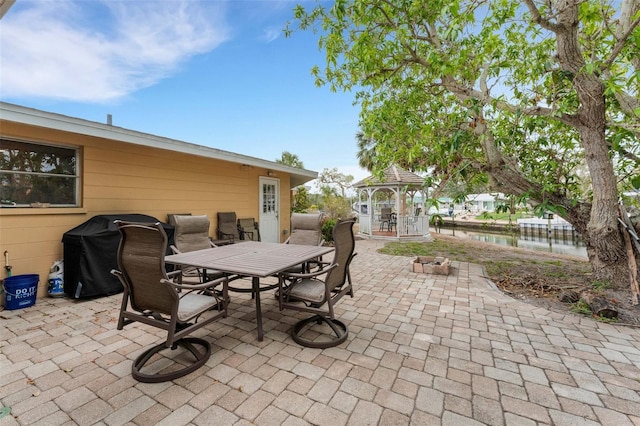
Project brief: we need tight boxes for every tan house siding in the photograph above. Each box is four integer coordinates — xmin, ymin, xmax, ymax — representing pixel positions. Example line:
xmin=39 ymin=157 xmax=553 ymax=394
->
xmin=1 ymin=115 xmax=306 ymax=299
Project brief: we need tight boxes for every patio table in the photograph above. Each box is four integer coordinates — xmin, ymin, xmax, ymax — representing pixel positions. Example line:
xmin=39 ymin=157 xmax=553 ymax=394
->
xmin=165 ymin=241 xmax=334 ymax=341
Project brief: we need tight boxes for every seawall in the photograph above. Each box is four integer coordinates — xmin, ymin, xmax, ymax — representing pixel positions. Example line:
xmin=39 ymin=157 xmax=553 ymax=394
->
xmin=436 ymin=218 xmax=518 ymax=234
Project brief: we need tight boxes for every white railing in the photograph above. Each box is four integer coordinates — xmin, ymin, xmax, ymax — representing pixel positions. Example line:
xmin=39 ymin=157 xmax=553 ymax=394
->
xmin=359 ymin=214 xmax=372 ymax=234
xmin=357 ymin=214 xmax=430 ymax=238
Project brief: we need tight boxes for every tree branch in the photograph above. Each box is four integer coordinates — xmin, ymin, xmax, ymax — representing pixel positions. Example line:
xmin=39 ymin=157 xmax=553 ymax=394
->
xmin=438 ymin=75 xmax=583 ymax=128
xmin=374 ymin=1 xmax=397 ymax=29
xmin=524 ymin=105 xmax=583 ymax=127
xmin=609 ymin=121 xmax=640 ymax=137
xmin=604 ymin=14 xmax=640 ymax=68
xmin=522 ymin=0 xmax=561 ymax=32
xmin=479 ymin=64 xmax=490 ymax=97
xmin=609 ymin=142 xmax=640 ymax=165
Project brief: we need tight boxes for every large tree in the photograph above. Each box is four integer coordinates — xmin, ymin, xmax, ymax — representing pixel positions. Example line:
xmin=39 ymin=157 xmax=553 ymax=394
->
xmin=317 ymin=167 xmax=355 ymax=198
xmin=289 ymin=0 xmax=640 ymax=288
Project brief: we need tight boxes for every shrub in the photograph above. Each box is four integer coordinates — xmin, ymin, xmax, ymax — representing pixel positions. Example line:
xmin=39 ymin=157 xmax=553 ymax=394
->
xmin=322 ymin=218 xmax=337 ymax=243
xmin=430 ymin=214 xmax=444 ymax=227
xmin=292 ymin=186 xmax=311 ymax=213
xmin=323 ymin=195 xmax=352 ymax=221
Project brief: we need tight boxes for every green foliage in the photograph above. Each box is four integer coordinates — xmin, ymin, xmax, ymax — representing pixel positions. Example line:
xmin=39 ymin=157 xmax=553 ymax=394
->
xmin=430 ymin=213 xmax=444 ymax=227
xmin=322 ymin=194 xmax=352 ymax=221
xmin=313 ymin=167 xmax=355 ymax=225
xmin=322 ymin=218 xmax=337 ymax=243
xmin=594 ymin=315 xmax=619 ymax=324
xmin=475 ymin=211 xmax=531 ymax=221
xmin=571 ymin=300 xmax=592 ymax=315
xmin=276 ymin=151 xmax=304 ymax=169
xmin=317 ymin=168 xmax=355 ymax=198
xmin=356 ymin=130 xmax=376 ymax=171
xmin=494 ymin=203 xmax=510 ymax=215
xmin=292 ymin=186 xmax=311 ymax=213
xmin=592 ymin=280 xmax=612 ymax=291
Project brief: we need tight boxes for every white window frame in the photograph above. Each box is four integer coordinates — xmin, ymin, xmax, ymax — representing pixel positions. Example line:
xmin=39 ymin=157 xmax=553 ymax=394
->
xmin=1 ymin=138 xmax=81 ymax=207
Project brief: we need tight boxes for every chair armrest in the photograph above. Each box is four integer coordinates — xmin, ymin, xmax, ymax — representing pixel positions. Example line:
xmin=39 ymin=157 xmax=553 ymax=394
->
xmin=167 ymin=270 xmax=181 ymax=279
xmin=161 ymin=276 xmax=228 ymax=291
xmin=279 ymin=263 xmax=337 ymax=280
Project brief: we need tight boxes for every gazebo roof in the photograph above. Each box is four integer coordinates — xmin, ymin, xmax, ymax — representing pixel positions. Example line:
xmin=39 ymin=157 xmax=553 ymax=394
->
xmin=353 ymin=165 xmax=425 ymax=189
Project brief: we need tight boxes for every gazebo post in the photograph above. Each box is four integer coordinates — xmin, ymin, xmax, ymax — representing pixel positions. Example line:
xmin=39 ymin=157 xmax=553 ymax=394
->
xmin=367 ymin=187 xmax=373 ymax=236
xmin=395 ymin=185 xmax=401 ymax=237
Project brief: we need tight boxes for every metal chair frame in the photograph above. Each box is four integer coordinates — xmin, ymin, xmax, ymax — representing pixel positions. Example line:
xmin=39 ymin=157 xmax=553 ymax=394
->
xmin=278 ymin=219 xmax=357 ymax=348
xmin=111 ymin=220 xmax=228 ymax=383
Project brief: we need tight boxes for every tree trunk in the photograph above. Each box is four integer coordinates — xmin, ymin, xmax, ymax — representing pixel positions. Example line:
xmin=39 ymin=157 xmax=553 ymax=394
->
xmin=580 ymin=289 xmax=619 ymax=319
xmin=574 ymin=112 xmax=629 ymax=287
xmin=553 ymin=2 xmax=631 ymax=289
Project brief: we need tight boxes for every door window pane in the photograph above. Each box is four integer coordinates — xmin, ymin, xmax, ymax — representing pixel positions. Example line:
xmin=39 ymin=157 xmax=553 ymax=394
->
xmin=262 ymin=183 xmax=276 ymax=213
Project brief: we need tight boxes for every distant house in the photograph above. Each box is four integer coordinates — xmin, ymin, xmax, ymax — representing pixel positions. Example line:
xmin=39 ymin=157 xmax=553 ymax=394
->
xmin=1 ymin=102 xmax=317 ymax=298
xmin=428 ymin=193 xmax=507 ymax=215
xmin=465 ymin=193 xmax=505 ymax=213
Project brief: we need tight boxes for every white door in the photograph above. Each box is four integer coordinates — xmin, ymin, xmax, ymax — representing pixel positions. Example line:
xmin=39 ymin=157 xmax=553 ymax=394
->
xmin=259 ymin=177 xmax=280 ymax=242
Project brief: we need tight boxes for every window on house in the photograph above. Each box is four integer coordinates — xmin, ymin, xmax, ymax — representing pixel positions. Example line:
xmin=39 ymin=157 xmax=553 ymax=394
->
xmin=1 ymin=139 xmax=80 ymax=207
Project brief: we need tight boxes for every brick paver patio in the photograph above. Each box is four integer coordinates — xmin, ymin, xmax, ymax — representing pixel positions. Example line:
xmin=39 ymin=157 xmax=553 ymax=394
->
xmin=2 ymin=238 xmax=640 ymax=425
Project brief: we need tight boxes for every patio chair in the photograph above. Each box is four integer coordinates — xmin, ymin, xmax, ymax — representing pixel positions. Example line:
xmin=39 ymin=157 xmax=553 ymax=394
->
xmin=284 ymin=212 xmax=325 ymax=273
xmin=380 ymin=207 xmax=393 ymax=231
xmin=238 ymin=217 xmax=261 ymax=241
xmin=277 ymin=218 xmax=357 ymax=348
xmin=111 ymin=220 xmax=228 ymax=383
xmin=170 ymin=214 xmax=226 ymax=283
xmin=287 ymin=213 xmax=324 ymax=245
xmin=166 ymin=213 xmax=191 ymax=227
xmin=412 ymin=207 xmax=422 ymax=232
xmin=216 ymin=212 xmax=240 ymax=243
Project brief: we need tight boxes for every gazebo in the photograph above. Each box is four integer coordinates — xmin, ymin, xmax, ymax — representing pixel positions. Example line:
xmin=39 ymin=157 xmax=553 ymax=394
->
xmin=353 ymin=165 xmax=431 ymax=241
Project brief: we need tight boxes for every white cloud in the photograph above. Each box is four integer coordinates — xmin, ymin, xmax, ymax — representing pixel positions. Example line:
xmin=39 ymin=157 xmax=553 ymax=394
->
xmin=0 ymin=0 xmax=230 ymax=103
xmin=260 ymin=27 xmax=282 ymax=43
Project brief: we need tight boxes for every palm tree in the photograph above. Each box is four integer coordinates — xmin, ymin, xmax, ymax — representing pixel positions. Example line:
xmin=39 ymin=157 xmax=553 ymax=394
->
xmin=355 ymin=131 xmax=376 ymax=172
xmin=356 ymin=131 xmax=424 ymax=172
xmin=276 ymin=151 xmax=304 ymax=169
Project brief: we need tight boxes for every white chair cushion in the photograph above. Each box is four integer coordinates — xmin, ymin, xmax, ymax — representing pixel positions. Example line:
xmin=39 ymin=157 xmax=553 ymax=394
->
xmin=178 ymin=293 xmax=221 ymax=322
xmin=287 ymin=279 xmax=326 ymax=304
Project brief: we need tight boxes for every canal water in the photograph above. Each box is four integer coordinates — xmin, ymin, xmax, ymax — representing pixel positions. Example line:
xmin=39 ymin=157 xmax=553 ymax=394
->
xmin=435 ymin=227 xmax=587 ymax=258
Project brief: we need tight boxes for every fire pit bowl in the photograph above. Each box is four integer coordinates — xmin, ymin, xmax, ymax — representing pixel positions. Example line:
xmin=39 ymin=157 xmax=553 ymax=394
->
xmin=412 ymin=256 xmax=450 ymax=275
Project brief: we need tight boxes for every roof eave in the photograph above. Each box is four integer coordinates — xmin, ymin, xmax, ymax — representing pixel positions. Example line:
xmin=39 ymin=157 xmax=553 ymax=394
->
xmin=0 ymin=102 xmax=318 ymax=186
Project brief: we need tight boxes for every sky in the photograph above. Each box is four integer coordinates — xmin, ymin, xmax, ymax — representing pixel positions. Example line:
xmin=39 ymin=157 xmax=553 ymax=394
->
xmin=0 ymin=0 xmax=370 ymax=186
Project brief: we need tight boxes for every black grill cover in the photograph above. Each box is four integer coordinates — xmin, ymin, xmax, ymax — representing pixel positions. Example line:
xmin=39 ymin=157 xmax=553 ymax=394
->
xmin=62 ymin=214 xmax=174 ymax=299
